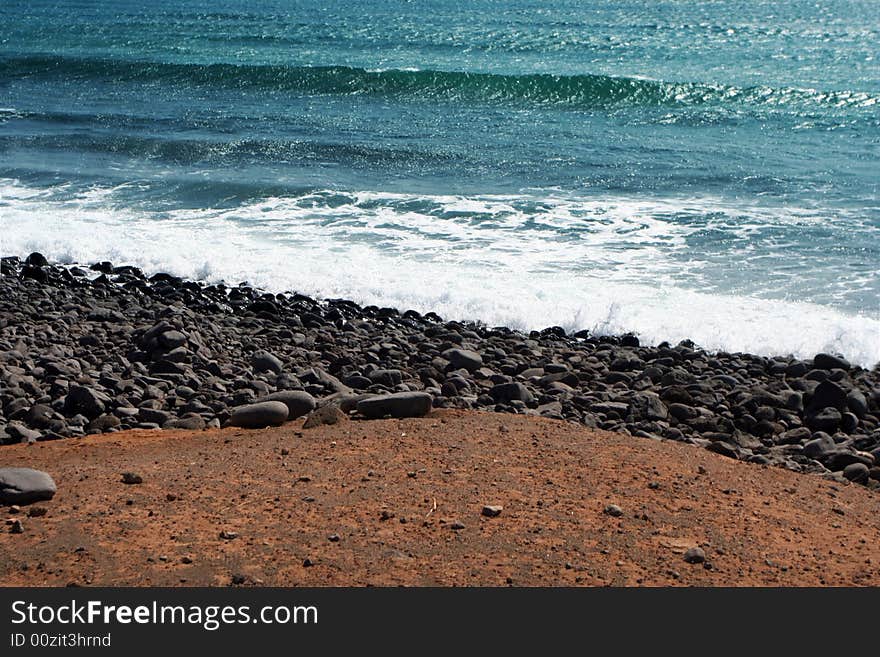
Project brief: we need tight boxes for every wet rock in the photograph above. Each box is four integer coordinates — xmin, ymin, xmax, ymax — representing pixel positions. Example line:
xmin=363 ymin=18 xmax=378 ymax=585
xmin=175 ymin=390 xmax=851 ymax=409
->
xmin=813 ymin=353 xmax=851 ymax=371
xmin=24 ymin=252 xmax=49 ymax=268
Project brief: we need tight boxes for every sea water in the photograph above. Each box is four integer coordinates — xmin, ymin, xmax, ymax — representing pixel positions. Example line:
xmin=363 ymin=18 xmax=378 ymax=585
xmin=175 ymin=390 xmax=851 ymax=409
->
xmin=1 ymin=0 xmax=878 ymax=364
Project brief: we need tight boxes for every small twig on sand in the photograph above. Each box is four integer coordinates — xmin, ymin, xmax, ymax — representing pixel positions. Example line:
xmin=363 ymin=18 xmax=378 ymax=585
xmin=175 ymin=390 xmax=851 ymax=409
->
xmin=425 ymin=497 xmax=437 ymax=519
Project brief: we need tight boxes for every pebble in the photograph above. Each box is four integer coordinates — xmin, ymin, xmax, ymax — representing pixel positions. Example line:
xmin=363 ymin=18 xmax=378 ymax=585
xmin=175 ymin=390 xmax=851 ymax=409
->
xmin=481 ymin=505 xmax=503 ymax=517
xmin=121 ymin=472 xmax=143 ymax=485
xmin=603 ymin=504 xmax=624 ymax=517
xmin=683 ymin=547 xmax=706 ymax=564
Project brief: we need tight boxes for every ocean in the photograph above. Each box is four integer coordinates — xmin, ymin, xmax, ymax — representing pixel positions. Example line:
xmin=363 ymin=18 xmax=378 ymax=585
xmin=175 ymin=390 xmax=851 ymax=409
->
xmin=1 ymin=0 xmax=878 ymax=365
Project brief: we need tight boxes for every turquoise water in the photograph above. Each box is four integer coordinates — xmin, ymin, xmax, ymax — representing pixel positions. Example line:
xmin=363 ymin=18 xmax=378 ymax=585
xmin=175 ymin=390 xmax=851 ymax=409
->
xmin=1 ymin=0 xmax=878 ymax=364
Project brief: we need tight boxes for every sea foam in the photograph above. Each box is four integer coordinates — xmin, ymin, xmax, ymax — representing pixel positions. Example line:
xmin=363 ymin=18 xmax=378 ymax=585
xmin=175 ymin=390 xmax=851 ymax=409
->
xmin=2 ymin=179 xmax=877 ymax=367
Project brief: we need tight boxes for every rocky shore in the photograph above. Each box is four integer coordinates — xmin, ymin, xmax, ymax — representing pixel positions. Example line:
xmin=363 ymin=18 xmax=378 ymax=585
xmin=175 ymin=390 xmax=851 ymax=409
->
xmin=2 ymin=253 xmax=878 ymax=488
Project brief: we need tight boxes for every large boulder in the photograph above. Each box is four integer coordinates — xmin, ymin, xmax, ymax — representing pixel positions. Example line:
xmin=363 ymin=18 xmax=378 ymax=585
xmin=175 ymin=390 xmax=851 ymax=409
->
xmin=228 ymin=401 xmax=289 ymax=429
xmin=0 ymin=468 xmax=57 ymax=504
xmin=357 ymin=392 xmax=433 ymax=419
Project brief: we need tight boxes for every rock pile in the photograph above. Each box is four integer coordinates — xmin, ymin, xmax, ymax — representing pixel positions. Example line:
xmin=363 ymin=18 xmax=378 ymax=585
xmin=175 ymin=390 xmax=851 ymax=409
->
xmin=1 ymin=254 xmax=878 ymax=488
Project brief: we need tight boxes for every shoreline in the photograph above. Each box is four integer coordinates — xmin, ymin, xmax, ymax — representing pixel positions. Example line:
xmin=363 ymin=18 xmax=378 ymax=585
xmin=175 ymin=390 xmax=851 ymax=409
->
xmin=1 ymin=253 xmax=878 ymax=490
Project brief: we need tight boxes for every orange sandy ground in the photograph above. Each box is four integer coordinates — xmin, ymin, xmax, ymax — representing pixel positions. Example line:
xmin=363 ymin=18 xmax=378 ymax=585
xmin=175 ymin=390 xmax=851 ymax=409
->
xmin=2 ymin=409 xmax=878 ymax=586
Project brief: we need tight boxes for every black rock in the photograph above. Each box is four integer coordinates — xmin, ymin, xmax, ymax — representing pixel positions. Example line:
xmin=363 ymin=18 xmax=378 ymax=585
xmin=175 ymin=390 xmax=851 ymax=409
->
xmin=489 ymin=382 xmax=534 ymax=404
xmin=88 ymin=414 xmax=121 ymax=432
xmin=442 ymin=348 xmax=483 ymax=372
xmin=705 ymin=441 xmax=739 ymax=459
xmin=368 ymin=369 xmax=403 ymax=387
xmin=813 ymin=353 xmax=851 ymax=371
xmin=163 ymin=414 xmax=206 ymax=430
xmin=842 ymin=462 xmax=869 ymax=484
xmin=683 ymin=547 xmax=706 ymax=564
xmin=6 ymin=422 xmax=41 ymax=443
xmin=121 ymin=472 xmax=143 ymax=485
xmin=628 ymin=392 xmax=668 ymax=421
xmin=808 ymin=380 xmax=847 ymax=413
xmin=228 ymin=401 xmax=289 ymax=429
xmin=251 ymin=351 xmax=283 ymax=375
xmin=24 ymin=252 xmax=49 ymax=268
xmin=805 ymin=407 xmax=842 ymax=433
xmin=158 ymin=330 xmax=187 ymax=350
xmin=138 ymin=408 xmax=172 ymax=425
xmin=846 ymin=390 xmax=869 ymax=418
xmin=263 ymin=390 xmax=316 ymax=419
xmin=840 ymin=412 xmax=859 ymax=433
xmin=63 ymin=386 xmax=108 ymax=420
xmin=803 ymin=434 xmax=836 ymax=459
xmin=20 ymin=265 xmax=48 ymax=283
xmin=357 ymin=392 xmax=433 ymax=419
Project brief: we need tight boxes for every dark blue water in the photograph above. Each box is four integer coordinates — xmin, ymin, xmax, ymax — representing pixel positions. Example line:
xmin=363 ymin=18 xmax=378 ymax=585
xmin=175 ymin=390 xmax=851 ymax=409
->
xmin=1 ymin=0 xmax=878 ymax=364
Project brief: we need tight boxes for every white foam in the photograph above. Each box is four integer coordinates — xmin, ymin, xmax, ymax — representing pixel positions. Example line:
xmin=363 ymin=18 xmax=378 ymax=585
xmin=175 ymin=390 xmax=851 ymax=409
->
xmin=2 ymin=178 xmax=878 ymax=366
